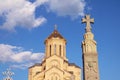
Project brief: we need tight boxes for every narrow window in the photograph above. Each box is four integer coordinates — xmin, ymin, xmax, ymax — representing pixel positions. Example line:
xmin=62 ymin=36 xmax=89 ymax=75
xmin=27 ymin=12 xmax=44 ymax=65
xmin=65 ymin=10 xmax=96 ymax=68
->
xmin=59 ymin=45 xmax=61 ymax=56
xmin=50 ymin=45 xmax=51 ymax=56
xmin=54 ymin=44 xmax=56 ymax=54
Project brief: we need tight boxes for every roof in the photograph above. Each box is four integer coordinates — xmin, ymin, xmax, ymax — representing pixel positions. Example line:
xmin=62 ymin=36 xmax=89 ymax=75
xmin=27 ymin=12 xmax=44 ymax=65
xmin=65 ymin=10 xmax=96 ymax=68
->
xmin=29 ymin=63 xmax=42 ymax=68
xmin=64 ymin=60 xmax=81 ymax=69
xmin=44 ymin=29 xmax=66 ymax=43
xmin=48 ymin=29 xmax=65 ymax=39
xmin=69 ymin=63 xmax=81 ymax=68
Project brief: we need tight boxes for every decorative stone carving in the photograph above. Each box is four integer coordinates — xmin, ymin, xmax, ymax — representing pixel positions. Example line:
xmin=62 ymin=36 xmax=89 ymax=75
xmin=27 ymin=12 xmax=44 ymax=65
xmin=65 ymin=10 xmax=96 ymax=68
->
xmin=85 ymin=61 xmax=98 ymax=80
xmin=50 ymin=60 xmax=60 ymax=68
xmin=48 ymin=73 xmax=60 ymax=80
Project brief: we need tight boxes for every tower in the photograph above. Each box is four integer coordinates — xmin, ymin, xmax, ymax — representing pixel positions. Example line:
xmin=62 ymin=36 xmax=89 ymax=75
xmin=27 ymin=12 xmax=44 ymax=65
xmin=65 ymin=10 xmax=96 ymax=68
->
xmin=44 ymin=25 xmax=67 ymax=61
xmin=28 ymin=25 xmax=81 ymax=80
xmin=81 ymin=15 xmax=99 ymax=80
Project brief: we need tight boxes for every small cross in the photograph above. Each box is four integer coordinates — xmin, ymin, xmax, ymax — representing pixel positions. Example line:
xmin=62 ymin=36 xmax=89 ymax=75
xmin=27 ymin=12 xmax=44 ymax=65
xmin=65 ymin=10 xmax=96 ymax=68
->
xmin=54 ymin=24 xmax=57 ymax=30
xmin=82 ymin=15 xmax=94 ymax=32
xmin=2 ymin=68 xmax=14 ymax=80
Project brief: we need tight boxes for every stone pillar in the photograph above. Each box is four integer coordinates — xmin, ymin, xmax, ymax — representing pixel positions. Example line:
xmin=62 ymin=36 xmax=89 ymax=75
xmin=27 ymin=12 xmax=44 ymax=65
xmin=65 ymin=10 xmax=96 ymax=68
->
xmin=82 ymin=15 xmax=100 ymax=80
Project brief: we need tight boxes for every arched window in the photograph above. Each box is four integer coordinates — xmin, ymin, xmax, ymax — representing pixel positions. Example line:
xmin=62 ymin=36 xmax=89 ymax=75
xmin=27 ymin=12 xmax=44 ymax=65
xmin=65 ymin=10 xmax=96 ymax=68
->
xmin=54 ymin=44 xmax=56 ymax=54
xmin=59 ymin=45 xmax=61 ymax=56
xmin=50 ymin=73 xmax=60 ymax=80
xmin=50 ymin=45 xmax=51 ymax=56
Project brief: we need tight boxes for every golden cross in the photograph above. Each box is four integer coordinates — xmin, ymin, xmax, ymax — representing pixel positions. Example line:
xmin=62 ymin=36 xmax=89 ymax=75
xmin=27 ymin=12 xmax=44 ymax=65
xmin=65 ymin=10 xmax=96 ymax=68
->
xmin=82 ymin=15 xmax=94 ymax=32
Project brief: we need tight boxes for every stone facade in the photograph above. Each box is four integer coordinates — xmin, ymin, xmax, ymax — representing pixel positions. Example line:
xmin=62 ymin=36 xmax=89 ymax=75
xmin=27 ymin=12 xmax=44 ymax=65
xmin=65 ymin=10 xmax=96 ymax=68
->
xmin=28 ymin=29 xmax=81 ymax=80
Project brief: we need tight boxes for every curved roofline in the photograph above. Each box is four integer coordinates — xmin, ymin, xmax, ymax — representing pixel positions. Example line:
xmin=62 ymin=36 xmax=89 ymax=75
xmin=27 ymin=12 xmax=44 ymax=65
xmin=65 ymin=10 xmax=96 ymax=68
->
xmin=44 ymin=29 xmax=66 ymax=44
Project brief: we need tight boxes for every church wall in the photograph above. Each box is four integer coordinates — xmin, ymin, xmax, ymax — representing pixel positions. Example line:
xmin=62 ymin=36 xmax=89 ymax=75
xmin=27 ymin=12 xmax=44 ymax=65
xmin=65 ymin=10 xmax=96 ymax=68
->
xmin=45 ymin=37 xmax=66 ymax=59
xmin=45 ymin=55 xmax=64 ymax=70
xmin=28 ymin=66 xmax=42 ymax=80
xmin=44 ymin=67 xmax=64 ymax=80
xmin=28 ymin=29 xmax=81 ymax=80
xmin=67 ymin=66 xmax=81 ymax=80
xmin=63 ymin=61 xmax=68 ymax=70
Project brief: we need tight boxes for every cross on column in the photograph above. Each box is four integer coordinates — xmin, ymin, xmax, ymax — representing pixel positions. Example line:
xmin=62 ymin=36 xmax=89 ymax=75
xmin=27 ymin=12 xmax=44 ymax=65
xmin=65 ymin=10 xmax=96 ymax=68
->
xmin=82 ymin=15 xmax=94 ymax=32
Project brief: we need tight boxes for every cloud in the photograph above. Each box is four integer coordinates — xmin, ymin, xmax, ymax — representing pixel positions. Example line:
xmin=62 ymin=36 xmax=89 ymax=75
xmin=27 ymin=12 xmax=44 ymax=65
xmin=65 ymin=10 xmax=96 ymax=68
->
xmin=10 ymin=63 xmax=34 ymax=69
xmin=0 ymin=44 xmax=44 ymax=69
xmin=46 ymin=0 xmax=86 ymax=19
xmin=0 ymin=0 xmax=86 ymax=31
xmin=0 ymin=0 xmax=47 ymax=31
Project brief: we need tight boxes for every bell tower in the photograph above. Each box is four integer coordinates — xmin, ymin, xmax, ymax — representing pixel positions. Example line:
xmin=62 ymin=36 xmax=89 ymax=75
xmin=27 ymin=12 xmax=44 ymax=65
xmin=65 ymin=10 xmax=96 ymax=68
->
xmin=82 ymin=15 xmax=100 ymax=80
xmin=44 ymin=25 xmax=67 ymax=60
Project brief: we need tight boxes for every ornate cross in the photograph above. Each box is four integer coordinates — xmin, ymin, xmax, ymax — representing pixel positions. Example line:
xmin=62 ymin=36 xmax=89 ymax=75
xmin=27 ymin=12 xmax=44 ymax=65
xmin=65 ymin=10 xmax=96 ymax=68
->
xmin=82 ymin=15 xmax=94 ymax=32
xmin=2 ymin=68 xmax=14 ymax=80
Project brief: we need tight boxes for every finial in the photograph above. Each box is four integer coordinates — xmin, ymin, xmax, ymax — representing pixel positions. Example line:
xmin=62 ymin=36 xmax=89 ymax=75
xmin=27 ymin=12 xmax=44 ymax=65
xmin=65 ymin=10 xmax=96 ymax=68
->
xmin=2 ymin=68 xmax=14 ymax=80
xmin=82 ymin=15 xmax=94 ymax=32
xmin=54 ymin=24 xmax=57 ymax=30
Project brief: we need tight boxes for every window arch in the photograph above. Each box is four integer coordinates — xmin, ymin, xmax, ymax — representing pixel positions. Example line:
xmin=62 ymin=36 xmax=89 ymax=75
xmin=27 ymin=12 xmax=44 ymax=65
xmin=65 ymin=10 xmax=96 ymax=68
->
xmin=59 ymin=45 xmax=61 ymax=56
xmin=50 ymin=45 xmax=51 ymax=56
xmin=49 ymin=73 xmax=60 ymax=80
xmin=54 ymin=44 xmax=56 ymax=55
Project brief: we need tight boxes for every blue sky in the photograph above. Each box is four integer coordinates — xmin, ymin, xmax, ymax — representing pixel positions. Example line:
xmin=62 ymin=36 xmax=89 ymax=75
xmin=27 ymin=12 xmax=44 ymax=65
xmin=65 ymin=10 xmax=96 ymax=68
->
xmin=0 ymin=0 xmax=120 ymax=80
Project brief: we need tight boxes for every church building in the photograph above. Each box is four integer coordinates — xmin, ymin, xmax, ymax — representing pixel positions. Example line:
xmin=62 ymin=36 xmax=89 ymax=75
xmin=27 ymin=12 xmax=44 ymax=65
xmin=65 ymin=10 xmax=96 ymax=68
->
xmin=28 ymin=15 xmax=99 ymax=80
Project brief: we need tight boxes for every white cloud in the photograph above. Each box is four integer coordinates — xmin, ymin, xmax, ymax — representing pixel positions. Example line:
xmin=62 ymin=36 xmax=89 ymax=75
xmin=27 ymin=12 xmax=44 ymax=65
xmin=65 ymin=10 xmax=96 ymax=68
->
xmin=46 ymin=0 xmax=86 ymax=19
xmin=10 ymin=63 xmax=34 ymax=69
xmin=0 ymin=0 xmax=47 ymax=31
xmin=0 ymin=0 xmax=86 ymax=31
xmin=34 ymin=0 xmax=48 ymax=7
xmin=33 ymin=17 xmax=47 ymax=28
xmin=0 ymin=44 xmax=44 ymax=69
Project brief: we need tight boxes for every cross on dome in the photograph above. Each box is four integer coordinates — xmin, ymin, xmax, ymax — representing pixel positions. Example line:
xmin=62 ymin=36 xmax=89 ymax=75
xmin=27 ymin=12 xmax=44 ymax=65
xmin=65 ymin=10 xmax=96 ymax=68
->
xmin=54 ymin=24 xmax=57 ymax=30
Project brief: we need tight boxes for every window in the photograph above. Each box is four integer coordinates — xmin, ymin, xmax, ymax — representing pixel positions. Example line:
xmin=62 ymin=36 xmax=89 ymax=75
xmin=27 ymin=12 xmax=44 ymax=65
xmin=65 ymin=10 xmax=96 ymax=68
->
xmin=54 ymin=44 xmax=56 ymax=54
xmin=50 ymin=73 xmax=60 ymax=80
xmin=50 ymin=45 xmax=51 ymax=56
xmin=59 ymin=45 xmax=61 ymax=56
